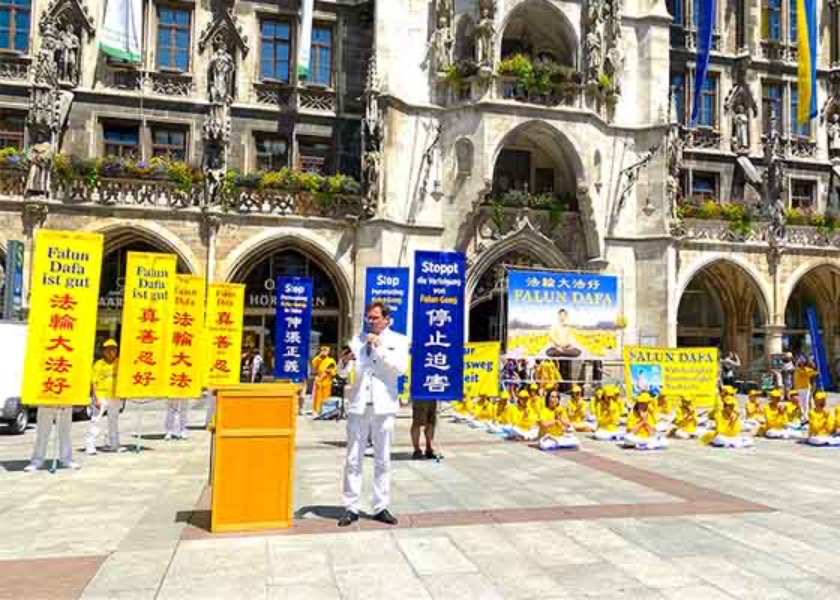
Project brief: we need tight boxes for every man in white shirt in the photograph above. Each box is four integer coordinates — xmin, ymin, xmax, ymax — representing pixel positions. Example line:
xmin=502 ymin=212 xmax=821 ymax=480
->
xmin=337 ymin=301 xmax=409 ymax=526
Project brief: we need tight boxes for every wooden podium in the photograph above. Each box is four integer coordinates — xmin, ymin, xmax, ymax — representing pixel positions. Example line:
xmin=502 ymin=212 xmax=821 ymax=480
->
xmin=210 ymin=383 xmax=299 ymax=533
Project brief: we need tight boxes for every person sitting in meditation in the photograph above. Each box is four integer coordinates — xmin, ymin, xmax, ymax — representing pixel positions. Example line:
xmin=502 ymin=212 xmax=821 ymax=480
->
xmin=806 ymin=391 xmax=840 ymax=446
xmin=710 ymin=395 xmax=754 ymax=448
xmin=566 ymin=385 xmax=594 ymax=432
xmin=545 ymin=308 xmax=582 ymax=358
xmin=593 ymin=385 xmax=624 ymax=441
xmin=623 ymin=393 xmax=667 ymax=450
xmin=537 ymin=389 xmax=580 ymax=451
xmin=670 ymin=395 xmax=699 ymax=439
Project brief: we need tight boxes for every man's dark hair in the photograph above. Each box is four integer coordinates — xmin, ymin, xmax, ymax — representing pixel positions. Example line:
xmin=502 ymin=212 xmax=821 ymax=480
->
xmin=366 ymin=301 xmax=391 ymax=318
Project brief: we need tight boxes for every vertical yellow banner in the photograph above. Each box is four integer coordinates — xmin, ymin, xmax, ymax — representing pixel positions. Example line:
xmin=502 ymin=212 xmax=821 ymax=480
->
xmin=463 ymin=342 xmax=501 ymax=397
xmin=22 ymin=230 xmax=104 ymax=406
xmin=206 ymin=283 xmax=245 ymax=387
xmin=116 ymin=252 xmax=177 ymax=398
xmin=167 ymin=275 xmax=206 ymax=398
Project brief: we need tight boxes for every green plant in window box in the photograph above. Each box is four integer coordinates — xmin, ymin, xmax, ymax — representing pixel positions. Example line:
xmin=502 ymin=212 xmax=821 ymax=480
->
xmin=0 ymin=147 xmax=26 ymax=170
xmin=490 ymin=197 xmax=506 ymax=231
xmin=697 ymin=199 xmax=721 ymax=219
xmin=720 ymin=202 xmax=745 ymax=222
xmin=498 ymin=54 xmax=534 ymax=88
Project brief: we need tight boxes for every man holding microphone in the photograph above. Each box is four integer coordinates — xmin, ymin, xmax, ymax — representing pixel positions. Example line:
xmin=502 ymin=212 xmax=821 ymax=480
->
xmin=337 ymin=301 xmax=408 ymax=526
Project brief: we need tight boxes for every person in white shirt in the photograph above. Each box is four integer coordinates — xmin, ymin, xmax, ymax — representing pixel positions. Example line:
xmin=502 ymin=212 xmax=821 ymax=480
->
xmin=337 ymin=301 xmax=409 ymax=526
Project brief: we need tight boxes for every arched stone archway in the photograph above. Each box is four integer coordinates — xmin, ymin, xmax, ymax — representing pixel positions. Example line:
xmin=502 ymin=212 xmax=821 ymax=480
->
xmin=499 ymin=0 xmax=579 ymax=68
xmin=676 ymin=258 xmax=772 ymax=374
xmin=85 ymin=221 xmax=200 ymax=275
xmin=782 ymin=262 xmax=840 ymax=379
xmin=225 ymin=234 xmax=353 ymax=373
xmin=467 ymin=228 xmax=572 ymax=343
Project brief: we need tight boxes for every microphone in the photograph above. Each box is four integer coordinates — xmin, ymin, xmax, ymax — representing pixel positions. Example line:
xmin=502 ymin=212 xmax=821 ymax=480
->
xmin=365 ymin=341 xmax=372 ymax=357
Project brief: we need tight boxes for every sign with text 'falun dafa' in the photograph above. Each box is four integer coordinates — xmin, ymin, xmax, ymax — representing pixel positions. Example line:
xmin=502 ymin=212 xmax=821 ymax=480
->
xmin=117 ymin=252 xmax=177 ymax=398
xmin=23 ymin=230 xmax=104 ymax=406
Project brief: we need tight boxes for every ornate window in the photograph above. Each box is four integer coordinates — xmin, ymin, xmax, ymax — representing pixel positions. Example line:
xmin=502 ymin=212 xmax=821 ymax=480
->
xmin=762 ymin=82 xmax=784 ymax=133
xmin=309 ymin=26 xmax=332 ymax=87
xmin=0 ymin=109 xmax=24 ymax=150
xmin=697 ymin=74 xmax=717 ymax=128
xmin=254 ymin=133 xmax=288 ymax=172
xmin=260 ymin=20 xmax=292 ymax=83
xmin=151 ymin=126 xmax=187 ymax=161
xmin=103 ymin=123 xmax=140 ymax=159
xmin=690 ymin=171 xmax=718 ymax=203
xmin=0 ymin=0 xmax=30 ymax=52
xmin=762 ymin=0 xmax=782 ymax=41
xmin=156 ymin=7 xmax=191 ymax=72
xmin=297 ymin=136 xmax=332 ymax=174
xmin=790 ymin=179 xmax=815 ymax=209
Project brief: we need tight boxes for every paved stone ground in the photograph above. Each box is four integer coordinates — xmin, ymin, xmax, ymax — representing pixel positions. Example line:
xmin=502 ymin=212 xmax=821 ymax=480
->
xmin=2 ymin=400 xmax=840 ymax=599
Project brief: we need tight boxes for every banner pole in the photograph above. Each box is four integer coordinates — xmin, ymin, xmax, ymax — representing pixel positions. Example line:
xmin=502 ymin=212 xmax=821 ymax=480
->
xmin=48 ymin=410 xmax=58 ymax=474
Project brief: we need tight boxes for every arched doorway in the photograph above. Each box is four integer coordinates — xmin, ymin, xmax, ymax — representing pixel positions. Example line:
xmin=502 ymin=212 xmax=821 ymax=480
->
xmin=500 ymin=0 xmax=577 ymax=67
xmin=97 ymin=238 xmax=193 ymax=343
xmin=677 ymin=260 xmax=770 ymax=377
xmin=784 ymin=264 xmax=840 ymax=384
xmin=229 ymin=245 xmax=348 ymax=377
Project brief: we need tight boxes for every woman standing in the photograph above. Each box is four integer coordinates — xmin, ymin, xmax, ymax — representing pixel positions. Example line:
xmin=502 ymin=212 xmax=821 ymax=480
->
xmin=720 ymin=351 xmax=741 ymax=389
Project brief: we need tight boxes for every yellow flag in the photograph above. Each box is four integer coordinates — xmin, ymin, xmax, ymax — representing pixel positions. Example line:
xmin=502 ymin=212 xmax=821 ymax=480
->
xmin=116 ymin=252 xmax=177 ymax=398
xmin=205 ymin=283 xmax=245 ymax=387
xmin=22 ymin=230 xmax=104 ymax=406
xmin=464 ymin=342 xmax=501 ymax=397
xmin=166 ymin=275 xmax=205 ymax=398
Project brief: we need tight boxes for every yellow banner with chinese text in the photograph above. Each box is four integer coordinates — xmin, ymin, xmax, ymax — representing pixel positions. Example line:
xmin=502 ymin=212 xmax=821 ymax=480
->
xmin=166 ymin=275 xmax=205 ymax=398
xmin=116 ymin=252 xmax=177 ymax=398
xmin=205 ymin=283 xmax=245 ymax=387
xmin=22 ymin=230 xmax=104 ymax=406
xmin=623 ymin=346 xmax=719 ymax=408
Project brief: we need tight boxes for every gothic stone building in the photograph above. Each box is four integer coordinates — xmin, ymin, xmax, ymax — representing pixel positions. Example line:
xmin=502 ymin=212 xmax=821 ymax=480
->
xmin=1 ymin=0 xmax=840 ymax=380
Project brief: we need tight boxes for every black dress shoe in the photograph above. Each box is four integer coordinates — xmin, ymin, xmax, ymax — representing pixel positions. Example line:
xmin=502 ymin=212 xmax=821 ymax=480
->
xmin=425 ymin=449 xmax=439 ymax=460
xmin=337 ymin=510 xmax=359 ymax=527
xmin=372 ymin=509 xmax=398 ymax=525
xmin=412 ymin=449 xmax=423 ymax=460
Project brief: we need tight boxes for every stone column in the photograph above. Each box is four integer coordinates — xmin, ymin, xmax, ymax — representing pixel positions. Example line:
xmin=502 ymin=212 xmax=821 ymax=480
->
xmin=200 ymin=210 xmax=221 ymax=284
xmin=21 ymin=201 xmax=48 ymax=311
xmin=764 ymin=324 xmax=785 ymax=359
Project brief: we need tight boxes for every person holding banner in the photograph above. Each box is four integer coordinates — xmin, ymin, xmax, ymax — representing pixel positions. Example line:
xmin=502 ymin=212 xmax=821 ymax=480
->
xmin=86 ymin=340 xmax=123 ymax=455
xmin=805 ymin=392 xmax=840 ymax=446
xmin=623 ymin=393 xmax=667 ymax=450
xmin=24 ymin=406 xmax=78 ymax=471
xmin=338 ymin=302 xmax=408 ymax=527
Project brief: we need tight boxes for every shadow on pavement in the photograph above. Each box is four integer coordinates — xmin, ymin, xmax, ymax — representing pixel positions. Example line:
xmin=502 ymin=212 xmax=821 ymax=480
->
xmin=294 ymin=505 xmax=344 ymax=520
xmin=0 ymin=459 xmax=31 ymax=472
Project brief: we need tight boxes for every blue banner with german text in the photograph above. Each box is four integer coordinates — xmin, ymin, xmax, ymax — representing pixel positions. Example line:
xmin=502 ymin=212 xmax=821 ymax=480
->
xmin=410 ymin=251 xmax=466 ymax=401
xmin=364 ymin=267 xmax=410 ymax=335
xmin=507 ymin=269 xmax=621 ymax=361
xmin=274 ymin=276 xmax=313 ymax=382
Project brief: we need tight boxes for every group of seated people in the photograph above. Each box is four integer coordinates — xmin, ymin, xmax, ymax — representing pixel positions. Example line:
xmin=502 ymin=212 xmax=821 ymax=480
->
xmin=451 ymin=383 xmax=840 ymax=451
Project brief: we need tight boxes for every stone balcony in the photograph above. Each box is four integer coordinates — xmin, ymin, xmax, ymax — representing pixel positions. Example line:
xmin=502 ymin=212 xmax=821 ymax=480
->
xmin=0 ymin=168 xmax=372 ymax=220
xmin=675 ymin=217 xmax=840 ymax=249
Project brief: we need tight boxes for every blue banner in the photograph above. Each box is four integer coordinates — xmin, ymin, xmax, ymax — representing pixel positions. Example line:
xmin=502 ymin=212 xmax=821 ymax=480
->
xmin=507 ymin=269 xmax=621 ymax=360
xmin=410 ymin=251 xmax=466 ymax=401
xmin=691 ymin=0 xmax=715 ymax=125
xmin=274 ymin=276 xmax=313 ymax=382
xmin=805 ymin=305 xmax=831 ymax=390
xmin=364 ymin=267 xmax=410 ymax=335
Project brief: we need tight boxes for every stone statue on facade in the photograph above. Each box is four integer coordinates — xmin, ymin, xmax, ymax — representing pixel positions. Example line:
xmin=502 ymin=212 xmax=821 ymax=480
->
xmin=585 ymin=29 xmax=602 ymax=84
xmin=203 ymin=143 xmax=226 ymax=207
xmin=829 ymin=113 xmax=840 ymax=160
xmin=33 ymin=20 xmax=60 ymax=86
xmin=732 ymin=103 xmax=750 ymax=153
xmin=59 ymin=28 xmax=80 ymax=84
xmin=475 ymin=6 xmax=495 ymax=69
xmin=25 ymin=142 xmax=53 ymax=198
xmin=427 ymin=14 xmax=453 ymax=75
xmin=361 ymin=56 xmax=383 ymax=211
xmin=665 ymin=124 xmax=684 ymax=223
xmin=764 ymin=108 xmax=787 ymax=241
xmin=604 ymin=46 xmax=623 ymax=92
xmin=208 ymin=38 xmax=234 ymax=104
xmin=588 ymin=0 xmax=604 ymax=26
xmin=605 ymin=0 xmax=623 ymax=42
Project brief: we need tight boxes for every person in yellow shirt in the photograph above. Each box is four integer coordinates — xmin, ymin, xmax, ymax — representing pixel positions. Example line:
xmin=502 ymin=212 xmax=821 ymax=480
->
xmin=487 ymin=391 xmax=510 ymax=434
xmin=311 ymin=346 xmax=337 ymax=416
xmin=453 ymin=396 xmax=474 ymax=423
xmin=759 ymin=389 xmax=800 ymax=439
xmin=477 ymin=394 xmax=497 ymax=423
xmin=86 ymin=339 xmax=123 ymax=455
xmin=499 ymin=390 xmax=527 ymax=437
xmin=534 ymin=359 xmax=562 ymax=390
xmin=653 ymin=391 xmax=676 ymax=433
xmin=670 ymin=396 xmax=699 ymax=439
xmin=538 ymin=389 xmax=580 ymax=450
xmin=527 ymin=384 xmax=543 ymax=415
xmin=508 ymin=390 xmax=539 ymax=441
xmin=710 ymin=396 xmax=754 ymax=448
xmin=468 ymin=394 xmax=489 ymax=427
xmin=593 ymin=385 xmax=624 ymax=441
xmin=793 ymin=359 xmax=817 ymax=415
xmin=743 ymin=389 xmax=763 ymax=432
xmin=566 ymin=385 xmax=594 ymax=432
xmin=785 ymin=390 xmax=804 ymax=427
xmin=623 ymin=393 xmax=667 ymax=450
xmin=806 ymin=391 xmax=839 ymax=446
